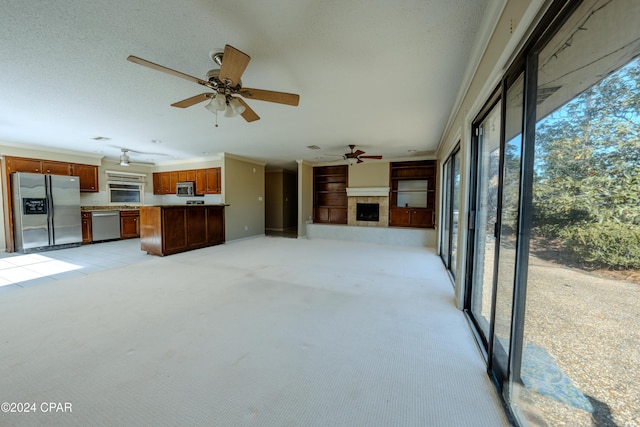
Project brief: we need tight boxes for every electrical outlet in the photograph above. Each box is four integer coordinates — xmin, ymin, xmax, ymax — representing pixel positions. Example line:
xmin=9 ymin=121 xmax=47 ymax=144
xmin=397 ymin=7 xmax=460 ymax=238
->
xmin=244 ymin=225 xmax=248 ymax=231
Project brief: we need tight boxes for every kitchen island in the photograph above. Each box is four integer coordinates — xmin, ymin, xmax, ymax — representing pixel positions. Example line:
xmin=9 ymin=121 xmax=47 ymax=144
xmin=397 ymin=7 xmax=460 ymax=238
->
xmin=140 ymin=204 xmax=225 ymax=256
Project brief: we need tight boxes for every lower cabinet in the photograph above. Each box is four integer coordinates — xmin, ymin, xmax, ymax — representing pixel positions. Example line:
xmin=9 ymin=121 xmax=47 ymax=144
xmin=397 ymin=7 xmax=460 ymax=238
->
xmin=120 ymin=210 xmax=140 ymax=239
xmin=140 ymin=205 xmax=225 ymax=256
xmin=389 ymin=207 xmax=434 ymax=228
xmin=81 ymin=212 xmax=92 ymax=244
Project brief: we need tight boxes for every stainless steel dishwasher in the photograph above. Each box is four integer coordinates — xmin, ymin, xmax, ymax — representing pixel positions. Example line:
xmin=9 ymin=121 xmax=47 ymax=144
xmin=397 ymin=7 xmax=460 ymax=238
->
xmin=91 ymin=210 xmax=121 ymax=241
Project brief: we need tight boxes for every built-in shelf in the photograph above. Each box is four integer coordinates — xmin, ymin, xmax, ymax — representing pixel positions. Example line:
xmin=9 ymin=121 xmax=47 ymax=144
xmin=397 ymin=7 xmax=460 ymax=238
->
xmin=389 ymin=160 xmax=436 ymax=228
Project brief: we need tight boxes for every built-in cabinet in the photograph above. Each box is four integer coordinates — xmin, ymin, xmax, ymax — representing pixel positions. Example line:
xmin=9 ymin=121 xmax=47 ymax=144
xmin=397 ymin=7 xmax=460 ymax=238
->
xmin=313 ymin=165 xmax=348 ymax=224
xmin=3 ymin=156 xmax=100 ymax=252
xmin=120 ymin=210 xmax=140 ymax=239
xmin=4 ymin=156 xmax=99 ymax=192
xmin=72 ymin=164 xmax=99 ymax=192
xmin=81 ymin=212 xmax=92 ymax=244
xmin=389 ymin=160 xmax=436 ymax=228
xmin=152 ymin=167 xmax=220 ymax=195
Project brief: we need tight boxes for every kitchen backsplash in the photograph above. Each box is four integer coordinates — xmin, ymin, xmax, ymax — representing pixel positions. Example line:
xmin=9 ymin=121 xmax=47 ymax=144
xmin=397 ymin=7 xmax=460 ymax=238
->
xmin=80 ymin=191 xmax=222 ymax=206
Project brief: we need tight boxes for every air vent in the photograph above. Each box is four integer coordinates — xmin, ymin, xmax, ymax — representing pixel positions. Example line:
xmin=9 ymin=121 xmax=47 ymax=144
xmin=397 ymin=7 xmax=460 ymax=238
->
xmin=306 ymin=145 xmax=321 ymax=150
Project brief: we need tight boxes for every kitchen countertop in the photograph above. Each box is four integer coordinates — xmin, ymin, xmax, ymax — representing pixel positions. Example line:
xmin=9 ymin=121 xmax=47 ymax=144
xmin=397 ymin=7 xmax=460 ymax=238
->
xmin=82 ymin=204 xmax=228 ymax=212
xmin=141 ymin=204 xmax=228 ymax=207
xmin=81 ymin=205 xmax=140 ymax=211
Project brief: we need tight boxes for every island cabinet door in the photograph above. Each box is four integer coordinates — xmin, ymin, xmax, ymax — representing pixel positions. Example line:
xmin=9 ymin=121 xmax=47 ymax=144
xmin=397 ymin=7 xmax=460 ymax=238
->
xmin=186 ymin=208 xmax=207 ymax=248
xmin=206 ymin=207 xmax=225 ymax=244
xmin=162 ymin=208 xmax=187 ymax=254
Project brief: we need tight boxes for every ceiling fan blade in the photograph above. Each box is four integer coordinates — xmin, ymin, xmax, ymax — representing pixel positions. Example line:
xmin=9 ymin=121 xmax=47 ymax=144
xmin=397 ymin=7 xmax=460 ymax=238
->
xmin=171 ymin=93 xmax=212 ymax=108
xmin=127 ymin=55 xmax=215 ymax=89
xmin=353 ymin=149 xmax=365 ymax=156
xmin=357 ymin=158 xmax=364 ymax=164
xmin=359 ymin=155 xmax=383 ymax=159
xmin=239 ymin=88 xmax=300 ymax=106
xmin=219 ymin=45 xmax=251 ymax=87
xmin=236 ymin=98 xmax=260 ymax=122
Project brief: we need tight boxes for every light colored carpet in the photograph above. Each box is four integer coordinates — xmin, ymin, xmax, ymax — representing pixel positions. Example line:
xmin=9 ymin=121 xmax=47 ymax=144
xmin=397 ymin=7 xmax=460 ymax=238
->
xmin=0 ymin=237 xmax=509 ymax=426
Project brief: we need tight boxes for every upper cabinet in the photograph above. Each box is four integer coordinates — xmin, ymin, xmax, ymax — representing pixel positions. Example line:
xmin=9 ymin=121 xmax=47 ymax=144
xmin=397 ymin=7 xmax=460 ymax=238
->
xmin=5 ymin=156 xmax=98 ymax=192
xmin=153 ymin=167 xmax=221 ymax=195
xmin=195 ymin=168 xmax=221 ymax=194
xmin=42 ymin=161 xmax=71 ymax=176
xmin=71 ymin=163 xmax=99 ymax=192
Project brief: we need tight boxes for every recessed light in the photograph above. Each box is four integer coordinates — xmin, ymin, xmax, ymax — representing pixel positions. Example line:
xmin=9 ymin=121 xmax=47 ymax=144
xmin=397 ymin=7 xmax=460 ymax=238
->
xmin=202 ymin=151 xmax=209 ymax=155
xmin=151 ymin=140 xmax=162 ymax=144
xmin=408 ymin=149 xmax=417 ymax=153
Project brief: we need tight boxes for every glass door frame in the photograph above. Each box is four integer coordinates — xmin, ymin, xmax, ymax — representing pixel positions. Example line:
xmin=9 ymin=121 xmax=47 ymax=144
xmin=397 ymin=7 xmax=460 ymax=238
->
xmin=440 ymin=143 xmax=460 ymax=278
xmin=464 ymin=87 xmax=502 ymax=352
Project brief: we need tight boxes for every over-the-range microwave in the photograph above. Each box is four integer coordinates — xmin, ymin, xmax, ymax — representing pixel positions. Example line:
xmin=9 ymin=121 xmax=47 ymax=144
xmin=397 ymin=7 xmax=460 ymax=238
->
xmin=176 ymin=181 xmax=195 ymax=197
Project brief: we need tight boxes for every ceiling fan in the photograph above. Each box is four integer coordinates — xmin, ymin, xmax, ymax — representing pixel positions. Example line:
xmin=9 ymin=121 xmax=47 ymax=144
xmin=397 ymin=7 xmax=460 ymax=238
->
xmin=340 ymin=145 xmax=383 ymax=165
xmin=127 ymin=45 xmax=299 ymax=124
xmin=117 ymin=148 xmax=170 ymax=166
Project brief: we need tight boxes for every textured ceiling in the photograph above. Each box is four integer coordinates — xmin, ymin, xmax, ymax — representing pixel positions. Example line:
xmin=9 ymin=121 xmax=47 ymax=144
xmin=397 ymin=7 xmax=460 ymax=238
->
xmin=0 ymin=0 xmax=491 ymax=169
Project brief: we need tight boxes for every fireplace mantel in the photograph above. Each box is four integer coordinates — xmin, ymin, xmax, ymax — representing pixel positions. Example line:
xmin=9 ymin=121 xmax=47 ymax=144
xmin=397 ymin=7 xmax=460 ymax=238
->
xmin=346 ymin=187 xmax=390 ymax=197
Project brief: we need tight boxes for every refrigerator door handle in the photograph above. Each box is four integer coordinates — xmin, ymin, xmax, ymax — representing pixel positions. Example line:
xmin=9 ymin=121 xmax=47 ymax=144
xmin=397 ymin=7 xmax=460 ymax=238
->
xmin=46 ymin=175 xmax=55 ymax=245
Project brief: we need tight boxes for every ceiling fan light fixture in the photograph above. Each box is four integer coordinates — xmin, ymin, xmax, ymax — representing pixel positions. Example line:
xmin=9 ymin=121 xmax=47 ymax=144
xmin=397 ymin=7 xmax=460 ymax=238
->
xmin=214 ymin=93 xmax=227 ymax=111
xmin=345 ymin=157 xmax=357 ymax=165
xmin=229 ymin=97 xmax=246 ymax=115
xmin=204 ymin=98 xmax=217 ymax=113
xmin=119 ymin=150 xmax=130 ymax=166
xmin=224 ymin=104 xmax=236 ymax=117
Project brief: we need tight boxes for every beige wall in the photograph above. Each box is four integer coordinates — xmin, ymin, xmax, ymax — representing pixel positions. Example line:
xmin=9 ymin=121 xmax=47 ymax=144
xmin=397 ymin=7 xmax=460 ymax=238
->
xmin=297 ymin=160 xmax=313 ymax=237
xmin=346 ymin=162 xmax=389 ymax=188
xmin=223 ymin=155 xmax=265 ymax=241
xmin=265 ymin=171 xmax=284 ymax=230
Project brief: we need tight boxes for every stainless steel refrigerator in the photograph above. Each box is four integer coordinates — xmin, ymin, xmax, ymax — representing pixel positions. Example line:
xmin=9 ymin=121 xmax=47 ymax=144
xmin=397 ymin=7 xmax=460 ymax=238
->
xmin=12 ymin=172 xmax=82 ymax=252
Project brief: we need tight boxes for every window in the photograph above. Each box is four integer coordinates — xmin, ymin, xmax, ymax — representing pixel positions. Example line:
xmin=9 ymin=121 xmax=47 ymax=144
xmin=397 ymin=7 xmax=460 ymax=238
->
xmin=105 ymin=170 xmax=146 ymax=205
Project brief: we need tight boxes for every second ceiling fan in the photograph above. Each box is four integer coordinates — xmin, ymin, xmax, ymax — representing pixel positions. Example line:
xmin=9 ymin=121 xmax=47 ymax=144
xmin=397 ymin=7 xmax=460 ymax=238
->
xmin=127 ymin=44 xmax=299 ymax=123
xmin=341 ymin=145 xmax=382 ymax=164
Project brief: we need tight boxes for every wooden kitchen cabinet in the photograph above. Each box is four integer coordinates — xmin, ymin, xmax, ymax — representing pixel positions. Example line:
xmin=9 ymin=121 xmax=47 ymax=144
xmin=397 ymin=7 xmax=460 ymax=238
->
xmin=5 ymin=156 xmax=98 ymax=192
xmin=178 ymin=170 xmax=196 ymax=182
xmin=71 ymin=163 xmax=99 ymax=192
xmin=195 ymin=168 xmax=221 ymax=194
xmin=42 ymin=161 xmax=71 ymax=175
xmin=140 ymin=205 xmax=225 ymax=256
xmin=153 ymin=167 xmax=221 ymax=195
xmin=81 ymin=212 xmax=92 ymax=244
xmin=120 ymin=210 xmax=140 ymax=239
xmin=6 ymin=157 xmax=43 ymax=173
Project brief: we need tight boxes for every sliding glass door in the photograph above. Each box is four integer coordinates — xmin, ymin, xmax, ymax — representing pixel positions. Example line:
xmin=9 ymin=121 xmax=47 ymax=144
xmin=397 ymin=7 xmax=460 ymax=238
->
xmin=440 ymin=145 xmax=461 ymax=278
xmin=463 ymin=1 xmax=640 ymax=425
xmin=467 ymin=97 xmax=501 ymax=346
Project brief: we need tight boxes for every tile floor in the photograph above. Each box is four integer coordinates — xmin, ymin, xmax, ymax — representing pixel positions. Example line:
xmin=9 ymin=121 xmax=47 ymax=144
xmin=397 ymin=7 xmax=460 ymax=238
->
xmin=0 ymin=239 xmax=149 ymax=292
